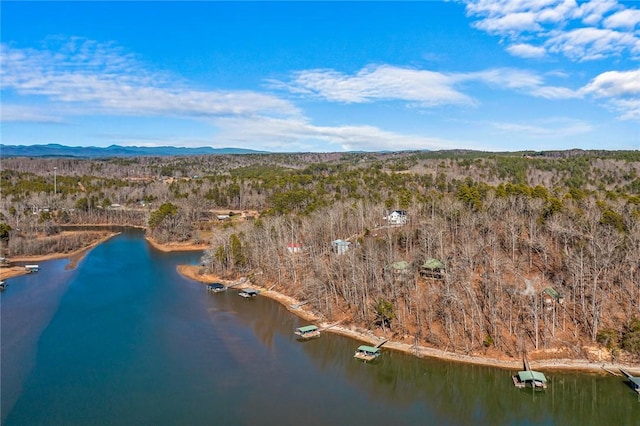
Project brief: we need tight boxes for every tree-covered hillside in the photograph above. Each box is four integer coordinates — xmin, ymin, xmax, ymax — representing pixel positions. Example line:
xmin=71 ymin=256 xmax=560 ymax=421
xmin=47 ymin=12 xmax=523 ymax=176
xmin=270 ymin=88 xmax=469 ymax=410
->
xmin=1 ymin=150 xmax=639 ymax=361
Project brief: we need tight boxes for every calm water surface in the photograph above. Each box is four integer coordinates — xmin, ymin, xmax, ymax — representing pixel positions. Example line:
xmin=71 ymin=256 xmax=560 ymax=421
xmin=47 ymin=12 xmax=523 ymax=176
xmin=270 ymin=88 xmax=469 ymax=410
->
xmin=2 ymin=229 xmax=639 ymax=425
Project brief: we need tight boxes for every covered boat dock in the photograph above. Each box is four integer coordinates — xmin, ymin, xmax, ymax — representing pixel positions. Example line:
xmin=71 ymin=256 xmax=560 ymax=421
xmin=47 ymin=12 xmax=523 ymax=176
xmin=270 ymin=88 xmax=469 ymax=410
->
xmin=239 ymin=288 xmax=260 ymax=298
xmin=354 ymin=345 xmax=381 ymax=362
xmin=206 ymin=282 xmax=227 ymax=293
xmin=512 ymin=370 xmax=547 ymax=389
xmin=295 ymin=325 xmax=320 ymax=339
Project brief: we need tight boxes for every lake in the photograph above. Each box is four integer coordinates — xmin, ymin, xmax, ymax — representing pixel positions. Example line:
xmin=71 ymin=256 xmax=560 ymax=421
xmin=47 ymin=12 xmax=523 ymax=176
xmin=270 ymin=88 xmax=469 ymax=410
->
xmin=2 ymin=228 xmax=639 ymax=425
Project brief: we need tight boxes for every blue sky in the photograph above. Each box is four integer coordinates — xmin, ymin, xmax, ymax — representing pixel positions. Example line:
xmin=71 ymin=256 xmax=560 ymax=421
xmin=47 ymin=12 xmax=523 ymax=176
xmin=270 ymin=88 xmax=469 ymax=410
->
xmin=1 ymin=1 xmax=638 ymax=152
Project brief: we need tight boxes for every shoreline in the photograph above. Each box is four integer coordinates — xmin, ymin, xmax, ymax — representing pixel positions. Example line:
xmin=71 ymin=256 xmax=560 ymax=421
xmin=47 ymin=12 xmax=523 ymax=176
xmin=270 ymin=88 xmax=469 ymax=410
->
xmin=177 ymin=264 xmax=640 ymax=375
xmin=1 ymin=231 xmax=120 ymax=280
xmin=4 ymin=228 xmax=638 ymax=375
xmin=145 ymin=236 xmax=209 ymax=253
xmin=1 ymin=227 xmax=207 ymax=280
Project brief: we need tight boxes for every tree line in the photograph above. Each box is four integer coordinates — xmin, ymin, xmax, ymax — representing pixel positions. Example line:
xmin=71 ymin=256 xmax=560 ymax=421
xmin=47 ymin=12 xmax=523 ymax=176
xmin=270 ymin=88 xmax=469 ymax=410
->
xmin=1 ymin=150 xmax=639 ymax=359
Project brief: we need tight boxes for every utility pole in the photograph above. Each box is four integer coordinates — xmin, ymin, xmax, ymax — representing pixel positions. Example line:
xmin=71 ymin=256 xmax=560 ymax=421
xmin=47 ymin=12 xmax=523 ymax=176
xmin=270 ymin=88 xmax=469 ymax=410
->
xmin=54 ymin=167 xmax=57 ymax=194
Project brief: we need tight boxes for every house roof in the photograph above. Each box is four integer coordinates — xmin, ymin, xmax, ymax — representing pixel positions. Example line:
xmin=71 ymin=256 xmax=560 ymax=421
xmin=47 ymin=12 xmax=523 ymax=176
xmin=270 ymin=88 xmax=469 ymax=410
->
xmin=421 ymin=258 xmax=445 ymax=270
xmin=332 ymin=239 xmax=350 ymax=246
xmin=518 ymin=371 xmax=547 ymax=382
xmin=390 ymin=261 xmax=411 ymax=270
xmin=544 ymin=287 xmax=561 ymax=299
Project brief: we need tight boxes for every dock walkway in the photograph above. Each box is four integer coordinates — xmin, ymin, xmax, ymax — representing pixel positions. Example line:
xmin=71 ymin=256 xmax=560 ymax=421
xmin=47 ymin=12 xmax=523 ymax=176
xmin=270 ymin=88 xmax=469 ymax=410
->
xmin=620 ymin=369 xmax=640 ymax=394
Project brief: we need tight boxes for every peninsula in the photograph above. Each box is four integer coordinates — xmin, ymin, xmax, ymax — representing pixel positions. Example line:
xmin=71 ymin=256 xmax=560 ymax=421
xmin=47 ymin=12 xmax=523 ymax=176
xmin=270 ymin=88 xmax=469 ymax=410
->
xmin=2 ymin=150 xmax=639 ymax=372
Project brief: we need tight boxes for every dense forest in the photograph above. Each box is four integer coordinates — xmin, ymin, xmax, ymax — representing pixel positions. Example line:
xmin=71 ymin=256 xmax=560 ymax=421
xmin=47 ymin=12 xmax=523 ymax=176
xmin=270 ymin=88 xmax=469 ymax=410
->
xmin=1 ymin=149 xmax=639 ymax=361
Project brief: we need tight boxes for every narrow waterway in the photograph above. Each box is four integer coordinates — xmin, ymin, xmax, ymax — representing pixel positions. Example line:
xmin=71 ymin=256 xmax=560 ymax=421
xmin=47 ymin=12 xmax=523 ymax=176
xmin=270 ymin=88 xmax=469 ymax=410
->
xmin=2 ymin=229 xmax=639 ymax=425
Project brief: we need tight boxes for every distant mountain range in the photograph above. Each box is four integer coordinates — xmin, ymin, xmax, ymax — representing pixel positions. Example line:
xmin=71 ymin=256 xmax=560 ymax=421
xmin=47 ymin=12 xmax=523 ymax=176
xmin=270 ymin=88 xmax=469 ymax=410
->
xmin=0 ymin=144 xmax=268 ymax=158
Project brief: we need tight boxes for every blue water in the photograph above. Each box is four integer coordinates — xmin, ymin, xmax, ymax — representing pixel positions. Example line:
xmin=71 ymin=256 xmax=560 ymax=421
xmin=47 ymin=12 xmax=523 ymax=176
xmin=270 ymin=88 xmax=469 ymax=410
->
xmin=2 ymin=229 xmax=639 ymax=425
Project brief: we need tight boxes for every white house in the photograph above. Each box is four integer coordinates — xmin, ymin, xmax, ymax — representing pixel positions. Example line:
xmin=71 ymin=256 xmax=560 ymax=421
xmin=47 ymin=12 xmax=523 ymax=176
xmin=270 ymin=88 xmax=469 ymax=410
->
xmin=331 ymin=239 xmax=351 ymax=255
xmin=384 ymin=210 xmax=408 ymax=226
xmin=287 ymin=243 xmax=303 ymax=254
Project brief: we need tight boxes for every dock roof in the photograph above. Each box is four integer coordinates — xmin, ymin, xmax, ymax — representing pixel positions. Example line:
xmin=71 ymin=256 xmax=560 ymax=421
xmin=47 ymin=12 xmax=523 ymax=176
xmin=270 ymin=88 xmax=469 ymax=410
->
xmin=518 ymin=371 xmax=547 ymax=383
xmin=628 ymin=376 xmax=640 ymax=387
xmin=296 ymin=325 xmax=319 ymax=333
xmin=357 ymin=345 xmax=381 ymax=353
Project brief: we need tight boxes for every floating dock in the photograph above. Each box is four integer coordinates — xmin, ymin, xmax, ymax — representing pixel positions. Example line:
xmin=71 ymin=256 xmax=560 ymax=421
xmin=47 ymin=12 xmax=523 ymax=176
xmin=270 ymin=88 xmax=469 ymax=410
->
xmin=239 ymin=288 xmax=259 ymax=298
xmin=295 ymin=325 xmax=320 ymax=339
xmin=25 ymin=264 xmax=39 ymax=273
xmin=513 ymin=355 xmax=547 ymax=389
xmin=512 ymin=370 xmax=547 ymax=389
xmin=206 ymin=283 xmax=227 ymax=293
xmin=354 ymin=345 xmax=381 ymax=362
xmin=354 ymin=339 xmax=387 ymax=362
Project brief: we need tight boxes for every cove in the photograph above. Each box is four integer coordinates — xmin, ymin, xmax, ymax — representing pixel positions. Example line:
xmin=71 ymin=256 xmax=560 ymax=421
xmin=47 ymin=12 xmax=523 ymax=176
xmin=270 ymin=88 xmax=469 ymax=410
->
xmin=2 ymin=228 xmax=639 ymax=425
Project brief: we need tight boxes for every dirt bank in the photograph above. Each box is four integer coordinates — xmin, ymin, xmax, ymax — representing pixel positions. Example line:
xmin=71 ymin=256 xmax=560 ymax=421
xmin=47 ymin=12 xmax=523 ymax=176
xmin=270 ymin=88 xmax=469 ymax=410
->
xmin=1 ymin=230 xmax=205 ymax=281
xmin=146 ymin=237 xmax=209 ymax=253
xmin=176 ymin=264 xmax=640 ymax=375
xmin=1 ymin=231 xmax=120 ymax=280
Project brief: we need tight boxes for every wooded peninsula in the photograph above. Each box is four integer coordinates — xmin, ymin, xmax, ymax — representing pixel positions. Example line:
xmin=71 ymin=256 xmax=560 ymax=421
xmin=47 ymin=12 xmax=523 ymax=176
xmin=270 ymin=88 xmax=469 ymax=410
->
xmin=1 ymin=149 xmax=639 ymax=366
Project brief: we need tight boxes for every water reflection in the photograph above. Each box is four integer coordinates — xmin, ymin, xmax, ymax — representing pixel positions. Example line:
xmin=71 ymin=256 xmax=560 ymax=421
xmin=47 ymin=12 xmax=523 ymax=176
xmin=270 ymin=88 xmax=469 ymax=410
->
xmin=0 ymin=258 xmax=78 ymax=422
xmin=218 ymin=291 xmax=640 ymax=425
xmin=3 ymin=230 xmax=640 ymax=425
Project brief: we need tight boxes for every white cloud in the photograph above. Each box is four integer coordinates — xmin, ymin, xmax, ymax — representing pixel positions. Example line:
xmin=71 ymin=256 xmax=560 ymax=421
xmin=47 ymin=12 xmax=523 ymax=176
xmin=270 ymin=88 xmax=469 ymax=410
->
xmin=530 ymin=85 xmax=579 ymax=99
xmin=581 ymin=69 xmax=640 ymax=97
xmin=609 ymin=98 xmax=640 ymax=121
xmin=282 ymin=65 xmax=473 ymax=106
xmin=474 ymin=12 xmax=542 ymax=34
xmin=579 ymin=69 xmax=640 ymax=120
xmin=0 ymin=104 xmax=65 ymax=123
xmin=210 ymin=116 xmax=478 ymax=152
xmin=537 ymin=0 xmax=578 ymax=23
xmin=467 ymin=0 xmax=579 ymax=32
xmin=506 ymin=43 xmax=547 ymax=58
xmin=0 ymin=38 xmax=491 ymax=152
xmin=466 ymin=0 xmax=561 ymax=17
xmin=3 ymin=94 xmax=478 ymax=152
xmin=461 ymin=68 xmax=543 ymax=89
xmin=280 ymin=63 xmax=603 ymax=123
xmin=491 ymin=118 xmax=593 ymax=137
xmin=282 ymin=65 xmax=556 ymax=107
xmin=0 ymin=39 xmax=300 ymax=120
xmin=545 ymin=27 xmax=638 ymax=61
xmin=464 ymin=2 xmax=640 ymax=120
xmin=466 ymin=0 xmax=639 ymax=61
xmin=576 ymin=0 xmax=619 ymax=26
xmin=603 ymin=9 xmax=640 ymax=29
